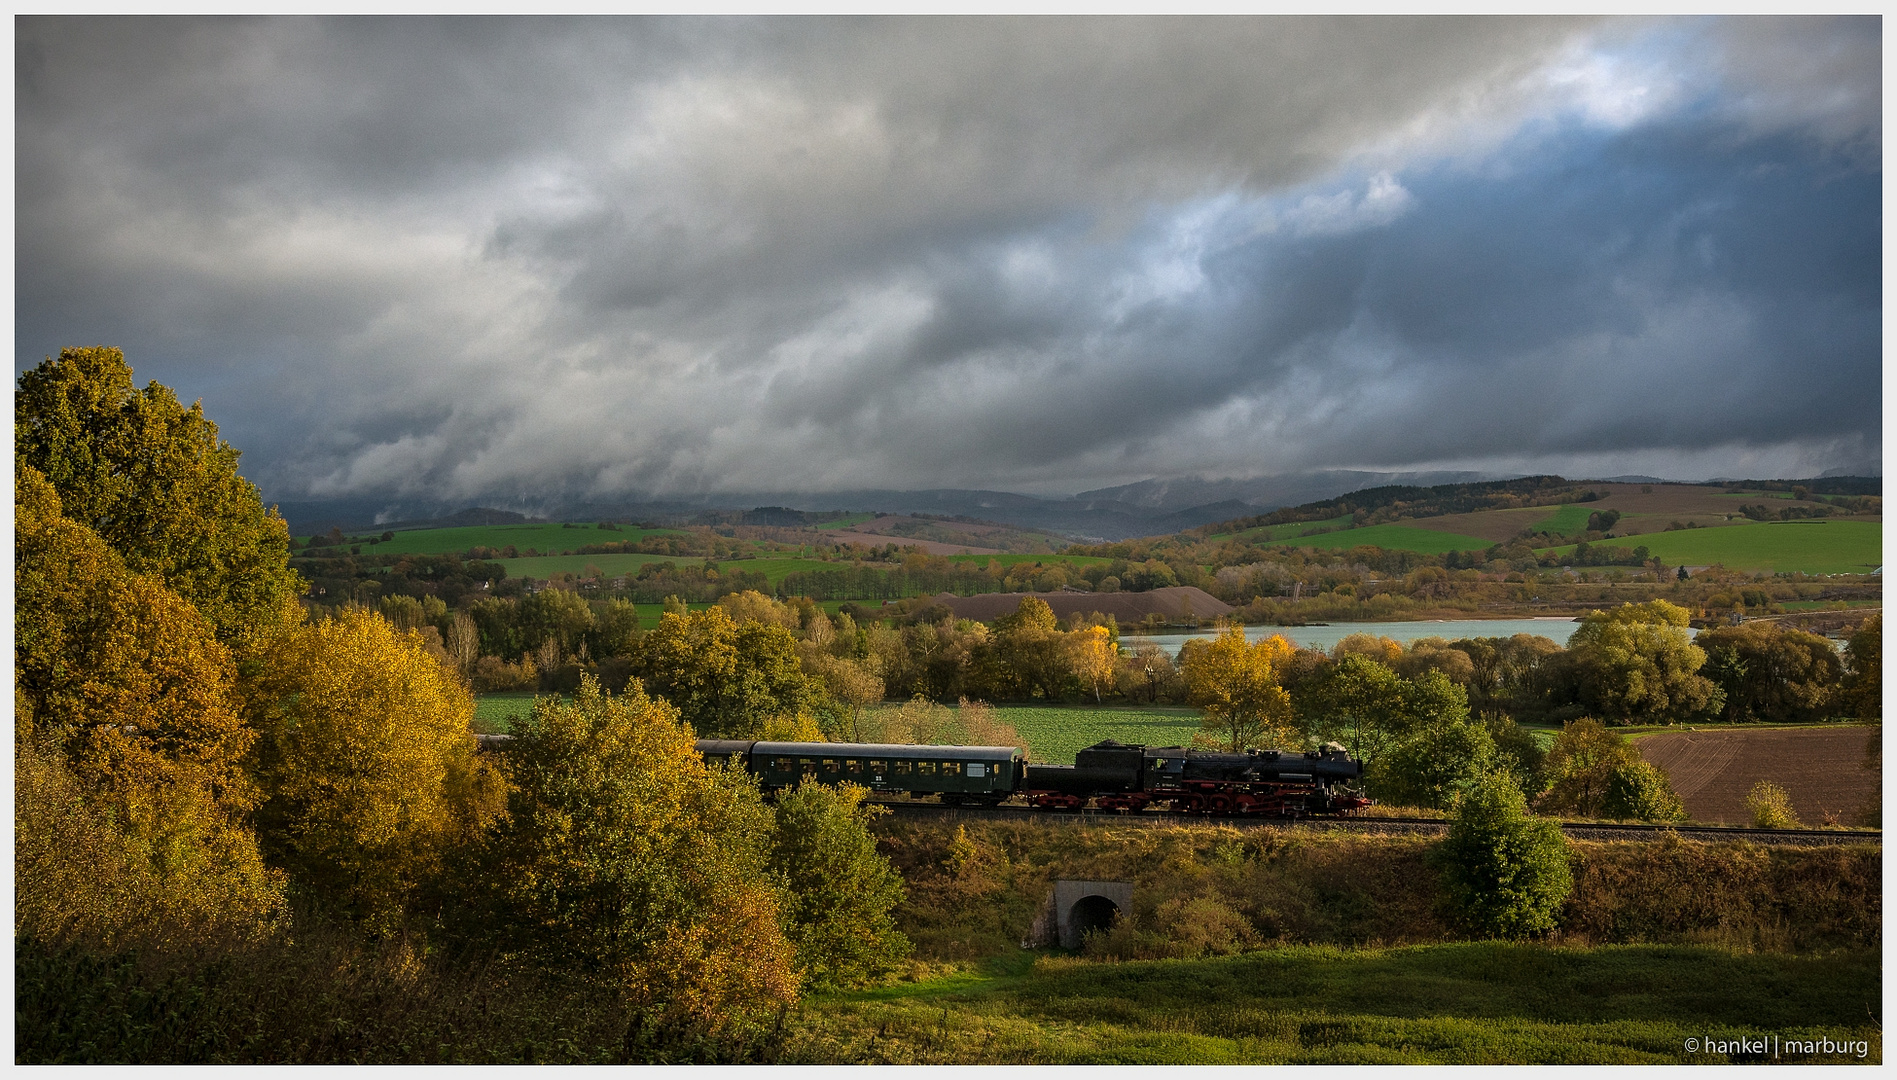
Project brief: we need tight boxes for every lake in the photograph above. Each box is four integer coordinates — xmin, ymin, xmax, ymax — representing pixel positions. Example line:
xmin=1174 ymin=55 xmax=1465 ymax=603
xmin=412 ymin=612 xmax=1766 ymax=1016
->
xmin=1121 ymin=618 xmax=1584 ymax=658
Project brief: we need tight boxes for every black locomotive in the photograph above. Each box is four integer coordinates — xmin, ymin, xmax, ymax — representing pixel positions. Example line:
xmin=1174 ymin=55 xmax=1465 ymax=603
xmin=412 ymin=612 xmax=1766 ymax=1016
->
xmin=692 ymin=737 xmax=1370 ymax=817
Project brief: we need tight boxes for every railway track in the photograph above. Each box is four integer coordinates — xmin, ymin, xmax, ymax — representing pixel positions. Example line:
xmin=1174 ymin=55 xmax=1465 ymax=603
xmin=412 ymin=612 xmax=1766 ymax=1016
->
xmin=874 ymin=800 xmax=1881 ymax=846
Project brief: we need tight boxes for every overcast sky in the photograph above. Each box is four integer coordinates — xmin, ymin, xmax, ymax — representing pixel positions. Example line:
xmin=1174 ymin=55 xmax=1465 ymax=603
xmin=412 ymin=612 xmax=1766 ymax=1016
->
xmin=16 ymin=16 xmax=1882 ymax=504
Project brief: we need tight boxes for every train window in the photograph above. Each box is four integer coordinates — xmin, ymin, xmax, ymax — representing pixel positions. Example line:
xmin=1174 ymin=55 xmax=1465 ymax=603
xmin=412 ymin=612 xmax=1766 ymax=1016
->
xmin=869 ymin=760 xmax=887 ymax=773
xmin=895 ymin=761 xmax=911 ymax=775
xmin=967 ymin=763 xmax=985 ymax=778
xmin=918 ymin=762 xmax=936 ymax=776
xmin=822 ymin=759 xmax=839 ymax=773
xmin=846 ymin=759 xmax=862 ymax=772
xmin=940 ymin=762 xmax=961 ymax=777
xmin=774 ymin=757 xmax=793 ymax=771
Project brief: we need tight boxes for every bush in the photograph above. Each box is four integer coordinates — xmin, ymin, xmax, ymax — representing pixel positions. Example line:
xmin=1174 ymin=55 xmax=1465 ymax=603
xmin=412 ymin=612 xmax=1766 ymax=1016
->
xmin=767 ymin=783 xmax=911 ymax=990
xmin=1432 ymin=772 xmax=1572 ymax=939
xmin=1601 ymin=759 xmax=1685 ymax=823
xmin=1537 ymin=718 xmax=1685 ymax=821
xmin=1747 ymin=781 xmax=1802 ymax=829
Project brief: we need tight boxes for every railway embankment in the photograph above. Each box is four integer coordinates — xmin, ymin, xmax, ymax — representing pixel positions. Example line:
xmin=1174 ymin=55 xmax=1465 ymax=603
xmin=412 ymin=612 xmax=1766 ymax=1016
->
xmin=873 ymin=817 xmax=1879 ymax=962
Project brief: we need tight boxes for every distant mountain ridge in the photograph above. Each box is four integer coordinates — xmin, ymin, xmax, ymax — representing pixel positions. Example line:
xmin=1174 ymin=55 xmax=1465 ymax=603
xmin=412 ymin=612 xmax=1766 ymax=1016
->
xmin=269 ymin=472 xmax=1881 ymax=542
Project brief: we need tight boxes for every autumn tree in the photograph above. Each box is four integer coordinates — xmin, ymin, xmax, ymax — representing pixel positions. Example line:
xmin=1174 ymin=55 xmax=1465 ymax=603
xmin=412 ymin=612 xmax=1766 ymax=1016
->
xmin=469 ymin=678 xmax=798 ymax=1046
xmin=15 ymin=347 xmax=304 ymax=657
xmin=1069 ymin=624 xmax=1117 ymax=704
xmin=993 ymin=596 xmax=1070 ymax=700
xmin=251 ymin=609 xmax=505 ymax=928
xmin=15 ymin=465 xmax=283 ymax=946
xmin=1180 ymin=626 xmax=1297 ymax=751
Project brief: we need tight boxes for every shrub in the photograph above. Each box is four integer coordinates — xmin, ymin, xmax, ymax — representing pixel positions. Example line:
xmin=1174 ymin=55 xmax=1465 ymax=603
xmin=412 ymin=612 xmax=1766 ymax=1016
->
xmin=767 ymin=782 xmax=911 ymax=990
xmin=1432 ymin=772 xmax=1572 ymax=939
xmin=1537 ymin=718 xmax=1685 ymax=821
xmin=1747 ymin=781 xmax=1802 ymax=829
xmin=1601 ymin=759 xmax=1685 ymax=823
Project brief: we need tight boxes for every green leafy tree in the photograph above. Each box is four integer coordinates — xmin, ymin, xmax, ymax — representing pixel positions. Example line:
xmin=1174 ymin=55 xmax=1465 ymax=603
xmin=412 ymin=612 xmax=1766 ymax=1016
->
xmin=1367 ymin=716 xmax=1497 ymax=810
xmin=633 ymin=606 xmax=824 ymax=739
xmin=1566 ymin=601 xmax=1719 ymax=724
xmin=766 ymin=782 xmax=911 ymax=990
xmin=1297 ymin=656 xmax=1413 ymax=762
xmin=1838 ymin=615 xmax=1881 ymax=721
xmin=470 ymin=678 xmax=798 ymax=1045
xmin=1694 ymin=621 xmax=1842 ymax=723
xmin=1432 ymin=771 xmax=1572 ymax=939
xmin=16 ymin=347 xmax=304 ymax=657
xmin=1601 ymin=758 xmax=1685 ymax=823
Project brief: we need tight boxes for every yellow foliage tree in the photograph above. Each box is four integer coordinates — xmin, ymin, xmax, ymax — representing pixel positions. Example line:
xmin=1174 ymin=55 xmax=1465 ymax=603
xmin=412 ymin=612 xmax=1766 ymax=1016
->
xmin=252 ymin=609 xmax=503 ymax=927
xmin=1180 ymin=626 xmax=1298 ymax=752
xmin=1070 ymin=624 xmax=1117 ymax=705
xmin=16 ymin=466 xmax=254 ymax=806
xmin=16 ymin=467 xmax=283 ymax=947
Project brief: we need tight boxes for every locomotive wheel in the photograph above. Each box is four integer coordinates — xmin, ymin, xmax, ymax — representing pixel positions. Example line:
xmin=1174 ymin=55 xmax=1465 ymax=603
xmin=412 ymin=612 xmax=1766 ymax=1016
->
xmin=1208 ymin=794 xmax=1235 ymax=815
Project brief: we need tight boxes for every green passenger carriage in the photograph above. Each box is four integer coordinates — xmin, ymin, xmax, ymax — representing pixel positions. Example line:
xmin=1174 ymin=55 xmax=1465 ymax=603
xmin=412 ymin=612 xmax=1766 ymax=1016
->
xmin=695 ymin=740 xmax=1024 ymax=806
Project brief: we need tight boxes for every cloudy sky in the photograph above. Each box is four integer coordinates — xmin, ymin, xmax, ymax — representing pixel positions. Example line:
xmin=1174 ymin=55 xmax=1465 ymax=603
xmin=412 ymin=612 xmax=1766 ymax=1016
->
xmin=16 ymin=16 xmax=1882 ymax=506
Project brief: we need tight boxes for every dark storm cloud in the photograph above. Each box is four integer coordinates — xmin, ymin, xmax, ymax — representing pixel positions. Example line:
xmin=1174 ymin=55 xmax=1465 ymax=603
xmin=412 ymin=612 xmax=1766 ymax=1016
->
xmin=14 ymin=15 xmax=1880 ymax=503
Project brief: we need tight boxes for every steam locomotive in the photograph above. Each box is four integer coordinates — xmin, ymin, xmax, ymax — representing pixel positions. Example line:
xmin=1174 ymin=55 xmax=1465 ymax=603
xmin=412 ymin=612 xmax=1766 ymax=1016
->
xmin=692 ymin=737 xmax=1371 ymax=817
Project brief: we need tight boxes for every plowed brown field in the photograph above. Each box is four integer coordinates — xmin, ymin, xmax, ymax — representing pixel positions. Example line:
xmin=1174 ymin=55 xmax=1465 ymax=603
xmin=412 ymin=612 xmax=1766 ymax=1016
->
xmin=1637 ymin=726 xmax=1881 ymax=826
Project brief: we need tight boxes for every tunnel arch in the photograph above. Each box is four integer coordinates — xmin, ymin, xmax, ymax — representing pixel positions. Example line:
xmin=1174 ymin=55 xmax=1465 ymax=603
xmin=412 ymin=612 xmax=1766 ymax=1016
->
xmin=1069 ymin=893 xmax=1121 ymax=943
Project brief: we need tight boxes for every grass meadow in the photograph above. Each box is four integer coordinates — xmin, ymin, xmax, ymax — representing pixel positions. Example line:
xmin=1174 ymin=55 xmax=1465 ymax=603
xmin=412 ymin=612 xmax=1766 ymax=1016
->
xmin=1538 ymin=520 xmax=1881 ymax=575
xmin=1532 ymin=503 xmax=1595 ymax=536
xmin=785 ymin=943 xmax=1879 ymax=1064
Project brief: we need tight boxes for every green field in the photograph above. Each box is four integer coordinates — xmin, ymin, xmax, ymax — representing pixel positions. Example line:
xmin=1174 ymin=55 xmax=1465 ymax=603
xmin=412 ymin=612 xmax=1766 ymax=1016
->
xmin=1275 ymin=523 xmax=1495 ymax=556
xmin=1533 ymin=504 xmax=1594 ymax=536
xmin=1539 ymin=520 xmax=1882 ymax=575
xmin=988 ymin=705 xmax=1200 ymax=763
xmin=299 ymin=521 xmax=684 ymax=555
xmin=788 ymin=943 xmax=1880 ymax=1064
xmin=813 ymin=513 xmax=879 ymax=530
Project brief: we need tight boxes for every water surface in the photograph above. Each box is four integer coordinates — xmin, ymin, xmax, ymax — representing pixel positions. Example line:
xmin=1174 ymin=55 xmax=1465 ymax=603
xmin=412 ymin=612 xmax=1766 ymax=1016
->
xmin=1122 ymin=618 xmax=1584 ymax=658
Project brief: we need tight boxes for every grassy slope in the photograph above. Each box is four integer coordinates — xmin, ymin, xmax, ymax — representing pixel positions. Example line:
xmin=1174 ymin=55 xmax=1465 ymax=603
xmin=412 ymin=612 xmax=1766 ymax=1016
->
xmin=788 ymin=943 xmax=1880 ymax=1064
xmin=1538 ymin=520 xmax=1882 ymax=575
xmin=1535 ymin=504 xmax=1594 ymax=535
